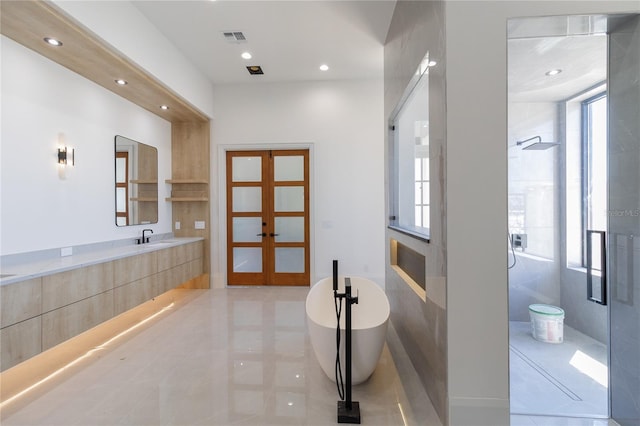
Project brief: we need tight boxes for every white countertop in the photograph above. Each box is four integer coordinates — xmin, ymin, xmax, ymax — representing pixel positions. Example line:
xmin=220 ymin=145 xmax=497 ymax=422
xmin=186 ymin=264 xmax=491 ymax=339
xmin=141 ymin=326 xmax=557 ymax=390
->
xmin=0 ymin=237 xmax=203 ymax=286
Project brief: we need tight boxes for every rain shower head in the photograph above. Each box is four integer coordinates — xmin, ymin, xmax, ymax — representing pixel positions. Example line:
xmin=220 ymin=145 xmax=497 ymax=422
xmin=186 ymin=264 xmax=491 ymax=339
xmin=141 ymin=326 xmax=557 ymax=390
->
xmin=516 ymin=136 xmax=559 ymax=150
xmin=522 ymin=142 xmax=560 ymax=150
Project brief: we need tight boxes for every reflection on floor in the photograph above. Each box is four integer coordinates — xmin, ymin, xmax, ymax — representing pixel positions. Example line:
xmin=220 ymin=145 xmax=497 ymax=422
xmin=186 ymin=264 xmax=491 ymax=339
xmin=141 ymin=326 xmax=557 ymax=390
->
xmin=1 ymin=287 xmax=442 ymax=426
xmin=511 ymin=414 xmax=620 ymax=426
xmin=510 ymin=321 xmax=608 ymax=419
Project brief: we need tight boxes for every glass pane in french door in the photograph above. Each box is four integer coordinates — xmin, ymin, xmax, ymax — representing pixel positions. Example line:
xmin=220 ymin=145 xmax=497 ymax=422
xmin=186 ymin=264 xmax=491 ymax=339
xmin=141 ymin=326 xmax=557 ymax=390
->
xmin=274 ymin=155 xmax=304 ymax=181
xmin=275 ymin=248 xmax=305 ymax=273
xmin=232 ymin=156 xmax=262 ymax=182
xmin=274 ymin=217 xmax=304 ymax=242
xmin=233 ymin=248 xmax=262 ymax=273
xmin=274 ymin=186 xmax=304 ymax=212
xmin=232 ymin=187 xmax=262 ymax=212
xmin=233 ymin=217 xmax=263 ymax=243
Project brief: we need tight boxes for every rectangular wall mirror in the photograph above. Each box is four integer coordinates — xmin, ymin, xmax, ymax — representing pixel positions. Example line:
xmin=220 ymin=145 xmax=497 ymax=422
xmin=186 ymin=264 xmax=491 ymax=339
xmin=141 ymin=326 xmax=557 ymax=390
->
xmin=115 ymin=135 xmax=158 ymax=226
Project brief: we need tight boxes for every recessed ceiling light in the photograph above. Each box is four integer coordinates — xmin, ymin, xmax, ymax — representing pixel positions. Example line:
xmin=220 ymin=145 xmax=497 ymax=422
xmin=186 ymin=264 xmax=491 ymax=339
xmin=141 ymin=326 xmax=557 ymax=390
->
xmin=115 ymin=79 xmax=128 ymax=85
xmin=44 ymin=37 xmax=62 ymax=46
xmin=160 ymin=105 xmax=169 ymax=110
xmin=319 ymin=64 xmax=329 ymax=71
xmin=241 ymin=52 xmax=252 ymax=60
xmin=545 ymin=69 xmax=562 ymax=76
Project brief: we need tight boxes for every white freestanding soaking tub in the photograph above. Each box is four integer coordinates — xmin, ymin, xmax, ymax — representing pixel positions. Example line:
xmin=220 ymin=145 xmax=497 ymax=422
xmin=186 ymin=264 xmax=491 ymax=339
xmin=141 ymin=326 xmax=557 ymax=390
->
xmin=306 ymin=276 xmax=390 ymax=385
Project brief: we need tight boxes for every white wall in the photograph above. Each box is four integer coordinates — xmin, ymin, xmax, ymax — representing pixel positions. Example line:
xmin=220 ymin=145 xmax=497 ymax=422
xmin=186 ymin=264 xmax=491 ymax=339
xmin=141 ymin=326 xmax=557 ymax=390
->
xmin=1 ymin=0 xmax=216 ymax=257
xmin=52 ymin=0 xmax=214 ymax=119
xmin=211 ymin=79 xmax=385 ymax=288
xmin=0 ymin=36 xmax=172 ymax=255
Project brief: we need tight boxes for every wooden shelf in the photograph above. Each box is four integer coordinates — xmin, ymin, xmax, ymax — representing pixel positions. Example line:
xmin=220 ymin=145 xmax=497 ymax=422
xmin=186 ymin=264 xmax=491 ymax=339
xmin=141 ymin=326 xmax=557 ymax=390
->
xmin=165 ymin=180 xmax=208 ymax=202
xmin=165 ymin=179 xmax=208 ymax=184
xmin=165 ymin=197 xmax=209 ymax=202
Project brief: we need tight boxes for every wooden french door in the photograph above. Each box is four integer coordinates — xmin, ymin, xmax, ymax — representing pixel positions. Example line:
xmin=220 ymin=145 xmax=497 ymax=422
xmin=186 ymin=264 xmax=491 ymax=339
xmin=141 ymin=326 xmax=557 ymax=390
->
xmin=226 ymin=149 xmax=310 ymax=286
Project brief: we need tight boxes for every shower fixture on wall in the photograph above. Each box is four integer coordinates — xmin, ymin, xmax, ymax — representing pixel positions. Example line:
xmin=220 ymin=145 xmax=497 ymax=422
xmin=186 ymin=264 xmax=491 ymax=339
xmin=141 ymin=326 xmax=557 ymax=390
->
xmin=516 ymin=135 xmax=560 ymax=150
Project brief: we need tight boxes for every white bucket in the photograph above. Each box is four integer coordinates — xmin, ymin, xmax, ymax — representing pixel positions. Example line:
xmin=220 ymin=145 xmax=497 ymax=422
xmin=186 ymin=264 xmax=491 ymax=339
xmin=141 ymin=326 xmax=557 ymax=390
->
xmin=529 ymin=304 xmax=564 ymax=343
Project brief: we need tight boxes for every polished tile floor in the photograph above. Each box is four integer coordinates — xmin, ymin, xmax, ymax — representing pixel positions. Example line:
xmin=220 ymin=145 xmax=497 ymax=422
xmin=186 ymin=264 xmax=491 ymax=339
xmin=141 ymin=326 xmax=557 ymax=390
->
xmin=510 ymin=414 xmax=620 ymax=426
xmin=510 ymin=321 xmax=609 ymax=419
xmin=2 ymin=288 xmax=619 ymax=426
xmin=1 ymin=287 xmax=442 ymax=426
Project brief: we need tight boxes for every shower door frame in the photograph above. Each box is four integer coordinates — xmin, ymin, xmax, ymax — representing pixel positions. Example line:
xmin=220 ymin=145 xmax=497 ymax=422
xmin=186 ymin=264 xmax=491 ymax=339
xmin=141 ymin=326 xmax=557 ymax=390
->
xmin=506 ymin=14 xmax=618 ymax=421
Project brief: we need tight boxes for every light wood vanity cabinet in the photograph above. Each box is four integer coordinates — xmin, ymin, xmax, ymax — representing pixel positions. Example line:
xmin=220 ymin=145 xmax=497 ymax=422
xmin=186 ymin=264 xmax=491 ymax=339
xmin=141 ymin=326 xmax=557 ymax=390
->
xmin=0 ymin=277 xmax=42 ymax=370
xmin=0 ymin=240 xmax=203 ymax=372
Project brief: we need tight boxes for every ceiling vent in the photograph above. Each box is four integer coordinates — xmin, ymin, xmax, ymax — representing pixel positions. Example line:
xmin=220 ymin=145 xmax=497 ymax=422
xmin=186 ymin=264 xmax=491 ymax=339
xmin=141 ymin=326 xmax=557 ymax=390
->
xmin=222 ymin=31 xmax=247 ymax=43
xmin=246 ymin=65 xmax=264 ymax=75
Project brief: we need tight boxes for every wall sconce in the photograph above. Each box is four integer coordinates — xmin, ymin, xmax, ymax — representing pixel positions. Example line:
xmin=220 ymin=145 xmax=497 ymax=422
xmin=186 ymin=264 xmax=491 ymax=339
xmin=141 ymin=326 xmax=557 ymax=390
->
xmin=58 ymin=147 xmax=74 ymax=165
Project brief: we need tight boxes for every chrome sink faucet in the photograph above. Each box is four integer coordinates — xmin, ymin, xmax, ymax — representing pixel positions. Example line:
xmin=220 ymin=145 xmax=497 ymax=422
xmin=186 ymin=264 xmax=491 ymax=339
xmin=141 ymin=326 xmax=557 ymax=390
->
xmin=137 ymin=228 xmax=153 ymax=244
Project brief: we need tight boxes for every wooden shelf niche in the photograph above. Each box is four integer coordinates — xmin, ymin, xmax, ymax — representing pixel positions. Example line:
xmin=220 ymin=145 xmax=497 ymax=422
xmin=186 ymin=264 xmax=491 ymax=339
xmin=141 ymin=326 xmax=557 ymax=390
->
xmin=170 ymin=122 xmax=211 ymax=288
xmin=165 ymin=179 xmax=208 ymax=202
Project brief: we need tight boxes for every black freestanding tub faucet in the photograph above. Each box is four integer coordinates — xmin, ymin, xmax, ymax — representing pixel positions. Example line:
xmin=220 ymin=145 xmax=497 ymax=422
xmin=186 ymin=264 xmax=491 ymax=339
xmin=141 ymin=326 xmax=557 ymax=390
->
xmin=332 ymin=260 xmax=361 ymax=424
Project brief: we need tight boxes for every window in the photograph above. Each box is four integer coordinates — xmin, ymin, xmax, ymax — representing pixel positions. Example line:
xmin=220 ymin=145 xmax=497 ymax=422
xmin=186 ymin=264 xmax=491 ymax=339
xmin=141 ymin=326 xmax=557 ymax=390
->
xmin=415 ymin=144 xmax=430 ymax=230
xmin=389 ymin=54 xmax=431 ymax=240
xmin=582 ymin=93 xmax=607 ymax=269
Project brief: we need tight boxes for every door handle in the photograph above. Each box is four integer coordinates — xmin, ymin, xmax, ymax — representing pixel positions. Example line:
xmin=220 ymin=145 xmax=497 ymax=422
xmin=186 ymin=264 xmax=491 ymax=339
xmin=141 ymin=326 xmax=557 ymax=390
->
xmin=256 ymin=233 xmax=266 ymax=237
xmin=586 ymin=230 xmax=607 ymax=305
xmin=270 ymin=233 xmax=279 ymax=237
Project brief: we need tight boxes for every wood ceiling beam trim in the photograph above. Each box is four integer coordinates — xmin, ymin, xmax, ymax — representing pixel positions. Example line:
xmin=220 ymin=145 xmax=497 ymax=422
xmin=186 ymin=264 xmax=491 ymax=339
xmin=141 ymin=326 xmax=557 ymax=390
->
xmin=1 ymin=0 xmax=209 ymax=123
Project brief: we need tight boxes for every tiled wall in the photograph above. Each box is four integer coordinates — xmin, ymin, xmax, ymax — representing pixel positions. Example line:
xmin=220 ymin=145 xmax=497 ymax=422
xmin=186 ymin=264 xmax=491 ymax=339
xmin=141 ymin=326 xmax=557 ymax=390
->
xmin=508 ymin=102 xmax=559 ymax=259
xmin=508 ymin=101 xmax=561 ymax=322
xmin=384 ymin=1 xmax=447 ymax=423
xmin=0 ymin=241 xmax=203 ymax=371
xmin=608 ymin=14 xmax=640 ymax=426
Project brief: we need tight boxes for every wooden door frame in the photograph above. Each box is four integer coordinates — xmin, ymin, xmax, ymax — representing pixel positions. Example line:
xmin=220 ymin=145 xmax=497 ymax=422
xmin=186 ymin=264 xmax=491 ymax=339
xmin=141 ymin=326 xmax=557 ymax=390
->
xmin=115 ymin=151 xmax=129 ymax=226
xmin=218 ymin=144 xmax=314 ymax=288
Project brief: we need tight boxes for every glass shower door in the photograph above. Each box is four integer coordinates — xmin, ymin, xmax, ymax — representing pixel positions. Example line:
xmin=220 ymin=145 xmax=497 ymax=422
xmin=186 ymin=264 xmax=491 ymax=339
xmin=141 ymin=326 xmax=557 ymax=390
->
xmin=608 ymin=14 xmax=640 ymax=426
